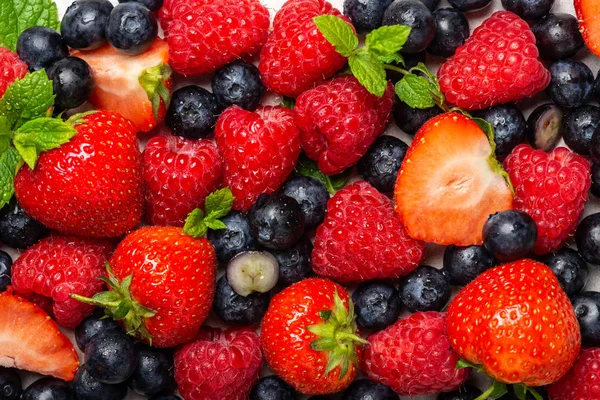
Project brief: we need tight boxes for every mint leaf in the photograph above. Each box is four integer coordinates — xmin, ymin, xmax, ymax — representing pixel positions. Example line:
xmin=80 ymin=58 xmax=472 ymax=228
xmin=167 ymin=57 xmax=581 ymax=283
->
xmin=313 ymin=15 xmax=358 ymax=58
xmin=13 ymin=117 xmax=77 ymax=168
xmin=183 ymin=208 xmax=206 ymax=238
xmin=0 ymin=0 xmax=60 ymax=51
xmin=366 ymin=25 xmax=411 ymax=60
xmin=0 ymin=147 xmax=21 ymax=209
xmin=204 ymin=187 xmax=234 ymax=220
xmin=0 ymin=70 xmax=55 ymax=129
xmin=396 ymin=74 xmax=437 ymax=108
xmin=281 ymin=97 xmax=295 ymax=109
xmin=409 ymin=62 xmax=444 ymax=102
xmin=295 ymin=154 xmax=349 ymax=194
xmin=0 ymin=117 xmax=12 ymax=155
xmin=204 ymin=219 xmax=227 ymax=230
xmin=183 ymin=188 xmax=234 ymax=238
xmin=377 ymin=52 xmax=404 ymax=65
xmin=348 ymin=50 xmax=387 ymax=97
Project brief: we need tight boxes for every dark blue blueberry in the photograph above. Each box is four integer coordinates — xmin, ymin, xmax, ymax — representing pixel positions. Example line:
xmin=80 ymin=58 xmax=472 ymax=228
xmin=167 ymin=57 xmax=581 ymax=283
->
xmin=483 ymin=210 xmax=537 ymax=261
xmin=271 ymin=236 xmax=313 ymax=286
xmin=352 ymin=281 xmax=402 ymax=330
xmin=73 ymin=365 xmax=128 ymax=400
xmin=207 ymin=211 xmax=259 ymax=264
xmin=473 ymin=103 xmax=526 ymax=157
xmin=106 ymin=2 xmax=157 ymax=55
xmin=502 ymin=0 xmax=553 ymax=20
xmin=358 ymin=136 xmax=408 ymax=193
xmin=343 ymin=379 xmax=398 ymax=400
xmin=563 ymin=105 xmax=600 ymax=155
xmin=128 ymin=344 xmax=174 ymax=396
xmin=46 ymin=57 xmax=94 ymax=111
xmin=0 ymin=251 xmax=12 ymax=293
xmin=16 ymin=26 xmax=68 ymax=72
xmin=437 ymin=385 xmax=483 ymax=400
xmin=150 ymin=397 xmax=182 ymax=400
xmin=308 ymin=397 xmax=330 ymax=400
xmin=382 ymin=0 xmax=435 ymax=54
xmin=281 ymin=176 xmax=329 ymax=229
xmin=526 ymin=104 xmax=564 ymax=151
xmin=575 ymin=213 xmax=600 ymax=265
xmin=591 ymin=163 xmax=600 ymax=197
xmin=443 ymin=245 xmax=495 ymax=286
xmin=427 ymin=8 xmax=469 ymax=58
xmin=547 ymin=59 xmax=594 ymax=109
xmin=213 ymin=276 xmax=270 ymax=326
xmin=447 ymin=0 xmax=491 ymax=12
xmin=166 ymin=86 xmax=220 ymax=140
xmin=393 ymin=100 xmax=442 ymax=135
xmin=343 ymin=0 xmax=394 ymax=34
xmin=417 ymin=0 xmax=440 ymax=10
xmin=541 ymin=248 xmax=588 ymax=297
xmin=595 ymin=70 xmax=600 ymax=103
xmin=84 ymin=329 xmax=137 ymax=384
xmin=212 ymin=60 xmax=265 ymax=111
xmin=0 ymin=198 xmax=49 ymax=249
xmin=591 ymin=127 xmax=600 ymax=164
xmin=21 ymin=378 xmax=73 ymax=400
xmin=75 ymin=309 xmax=121 ymax=351
xmin=399 ymin=265 xmax=451 ymax=312
xmin=61 ymin=0 xmax=114 ymax=50
xmin=0 ymin=368 xmax=21 ymax=400
xmin=119 ymin=0 xmax=163 ymax=12
xmin=248 ymin=193 xmax=305 ymax=250
xmin=571 ymin=291 xmax=600 ymax=346
xmin=532 ymin=14 xmax=584 ymax=60
xmin=250 ymin=375 xmax=296 ymax=400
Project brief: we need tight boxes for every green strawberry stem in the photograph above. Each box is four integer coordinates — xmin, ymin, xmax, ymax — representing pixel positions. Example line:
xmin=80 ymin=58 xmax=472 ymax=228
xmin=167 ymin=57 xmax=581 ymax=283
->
xmin=139 ymin=63 xmax=172 ymax=122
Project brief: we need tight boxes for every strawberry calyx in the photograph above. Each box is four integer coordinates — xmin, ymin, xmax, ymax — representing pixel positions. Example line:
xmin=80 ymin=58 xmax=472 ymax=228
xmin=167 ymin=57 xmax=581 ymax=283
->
xmin=139 ymin=63 xmax=172 ymax=122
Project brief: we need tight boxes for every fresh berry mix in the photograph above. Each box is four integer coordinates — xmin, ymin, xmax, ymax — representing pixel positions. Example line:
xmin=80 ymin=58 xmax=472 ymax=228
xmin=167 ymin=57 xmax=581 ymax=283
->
xmin=106 ymin=2 xmax=158 ymax=55
xmin=482 ymin=209 xmax=538 ymax=260
xmin=526 ymin=103 xmax=564 ymax=151
xmin=281 ymin=176 xmax=329 ymax=229
xmin=248 ymin=193 xmax=305 ymax=249
xmin=84 ymin=329 xmax=137 ymax=384
xmin=60 ymin=0 xmax=114 ymax=50
xmin=271 ymin=236 xmax=314 ymax=286
xmin=382 ymin=0 xmax=436 ymax=54
xmin=532 ymin=13 xmax=584 ymax=60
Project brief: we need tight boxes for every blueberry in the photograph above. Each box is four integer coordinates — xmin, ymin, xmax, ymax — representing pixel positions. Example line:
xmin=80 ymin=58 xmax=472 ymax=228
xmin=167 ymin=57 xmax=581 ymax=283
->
xmin=61 ymin=0 xmax=114 ymax=50
xmin=483 ymin=210 xmax=537 ymax=261
xmin=417 ymin=0 xmax=440 ymax=10
xmin=343 ymin=0 xmax=394 ymax=34
xmin=106 ymin=2 xmax=157 ymax=55
xmin=427 ymin=8 xmax=469 ymax=58
xmin=119 ymin=0 xmax=163 ymax=12
xmin=207 ymin=211 xmax=259 ymax=264
xmin=447 ymin=0 xmax=491 ymax=12
xmin=343 ymin=379 xmax=398 ymax=400
xmin=73 ymin=365 xmax=128 ymax=400
xmin=571 ymin=291 xmax=600 ymax=346
xmin=591 ymin=163 xmax=600 ymax=197
xmin=563 ymin=105 xmax=600 ymax=155
xmin=250 ymin=375 xmax=296 ymax=400
xmin=532 ymin=14 xmax=584 ymax=60
xmin=150 ymin=397 xmax=182 ymax=400
xmin=438 ymin=385 xmax=483 ymax=400
xmin=443 ymin=245 xmax=495 ymax=286
xmin=473 ymin=103 xmax=526 ymax=157
xmin=547 ymin=59 xmax=594 ymax=109
xmin=0 ymin=198 xmax=49 ymax=249
xmin=352 ymin=281 xmax=402 ymax=330
xmin=75 ymin=309 xmax=121 ymax=351
xmin=382 ymin=0 xmax=436 ymax=54
xmin=541 ymin=248 xmax=588 ymax=297
xmin=308 ymin=397 xmax=330 ymax=400
xmin=502 ymin=0 xmax=553 ymax=20
xmin=248 ymin=193 xmax=305 ymax=250
xmin=595 ymin=71 xmax=600 ymax=103
xmin=393 ymin=100 xmax=442 ymax=135
xmin=399 ymin=265 xmax=451 ymax=312
xmin=0 ymin=368 xmax=21 ymax=400
xmin=281 ymin=176 xmax=329 ymax=229
xmin=166 ymin=86 xmax=220 ymax=140
xmin=526 ymin=104 xmax=564 ymax=151
xmin=213 ymin=276 xmax=270 ymax=326
xmin=575 ymin=213 xmax=600 ymax=265
xmin=21 ymin=378 xmax=73 ymax=400
xmin=128 ymin=344 xmax=174 ymax=396
xmin=227 ymin=251 xmax=279 ymax=296
xmin=358 ymin=136 xmax=408 ymax=193
xmin=592 ymin=128 xmax=600 ymax=164
xmin=271 ymin=236 xmax=313 ymax=286
xmin=212 ymin=60 xmax=265 ymax=111
xmin=0 ymin=251 xmax=12 ymax=293
xmin=16 ymin=26 xmax=68 ymax=72
xmin=46 ymin=57 xmax=94 ymax=111
xmin=84 ymin=329 xmax=137 ymax=384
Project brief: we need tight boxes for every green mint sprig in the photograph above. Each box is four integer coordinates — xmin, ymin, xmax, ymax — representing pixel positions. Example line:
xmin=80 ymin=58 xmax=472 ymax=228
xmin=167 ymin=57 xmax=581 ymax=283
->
xmin=0 ymin=0 xmax=61 ymax=51
xmin=0 ymin=70 xmax=55 ymax=129
xmin=295 ymin=153 xmax=350 ymax=195
xmin=183 ymin=187 xmax=235 ymax=238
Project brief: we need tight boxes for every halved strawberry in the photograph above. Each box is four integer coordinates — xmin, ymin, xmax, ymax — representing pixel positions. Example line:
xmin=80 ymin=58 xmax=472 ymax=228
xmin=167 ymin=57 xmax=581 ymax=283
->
xmin=72 ymin=38 xmax=172 ymax=133
xmin=575 ymin=0 xmax=600 ymax=58
xmin=0 ymin=288 xmax=79 ymax=380
xmin=394 ymin=112 xmax=513 ymax=246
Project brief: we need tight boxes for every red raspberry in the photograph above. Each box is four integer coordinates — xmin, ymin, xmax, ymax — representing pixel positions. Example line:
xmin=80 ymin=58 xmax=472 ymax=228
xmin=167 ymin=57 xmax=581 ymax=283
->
xmin=11 ymin=235 xmax=112 ymax=328
xmin=258 ymin=0 xmax=350 ymax=97
xmin=548 ymin=348 xmax=600 ymax=400
xmin=164 ymin=0 xmax=270 ymax=76
xmin=174 ymin=327 xmax=262 ymax=400
xmin=215 ymin=105 xmax=301 ymax=212
xmin=437 ymin=11 xmax=550 ymax=110
xmin=504 ymin=144 xmax=591 ymax=254
xmin=361 ymin=312 xmax=470 ymax=396
xmin=143 ymin=133 xmax=223 ymax=226
xmin=312 ymin=181 xmax=425 ymax=283
xmin=0 ymin=47 xmax=27 ymax=98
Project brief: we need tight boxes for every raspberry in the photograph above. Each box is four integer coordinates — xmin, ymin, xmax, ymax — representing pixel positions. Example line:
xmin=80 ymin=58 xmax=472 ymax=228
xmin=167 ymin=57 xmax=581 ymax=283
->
xmin=294 ymin=76 xmax=394 ymax=175
xmin=504 ymin=144 xmax=591 ymax=254
xmin=0 ymin=47 xmax=27 ymax=98
xmin=437 ymin=11 xmax=550 ymax=110
xmin=548 ymin=348 xmax=600 ymax=400
xmin=361 ymin=312 xmax=469 ymax=395
xmin=312 ymin=181 xmax=425 ymax=283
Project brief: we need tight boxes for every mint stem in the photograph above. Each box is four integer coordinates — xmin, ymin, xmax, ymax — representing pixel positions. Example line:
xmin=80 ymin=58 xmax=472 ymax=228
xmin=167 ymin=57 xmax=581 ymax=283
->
xmin=384 ymin=64 xmax=450 ymax=112
xmin=383 ymin=64 xmax=410 ymax=76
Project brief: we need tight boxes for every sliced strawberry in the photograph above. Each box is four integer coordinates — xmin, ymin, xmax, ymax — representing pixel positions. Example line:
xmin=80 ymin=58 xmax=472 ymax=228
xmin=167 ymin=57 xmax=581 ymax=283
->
xmin=72 ymin=39 xmax=172 ymax=133
xmin=0 ymin=288 xmax=79 ymax=381
xmin=394 ymin=112 xmax=513 ymax=246
xmin=575 ymin=0 xmax=600 ymax=58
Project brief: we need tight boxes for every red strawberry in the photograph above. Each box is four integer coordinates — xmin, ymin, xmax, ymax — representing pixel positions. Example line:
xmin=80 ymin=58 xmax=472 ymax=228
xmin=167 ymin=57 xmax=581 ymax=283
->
xmin=294 ymin=76 xmax=394 ymax=175
xmin=11 ymin=235 xmax=112 ymax=328
xmin=259 ymin=0 xmax=350 ymax=97
xmin=0 ymin=47 xmax=27 ymax=98
xmin=261 ymin=278 xmax=365 ymax=395
xmin=575 ymin=0 xmax=600 ymax=58
xmin=394 ymin=112 xmax=514 ymax=246
xmin=437 ymin=11 xmax=550 ymax=110
xmin=174 ymin=327 xmax=262 ymax=400
xmin=14 ymin=111 xmax=144 ymax=238
xmin=312 ymin=181 xmax=425 ymax=283
xmin=143 ymin=133 xmax=223 ymax=226
xmin=362 ymin=312 xmax=469 ymax=396
xmin=72 ymin=39 xmax=172 ymax=133
xmin=0 ymin=288 xmax=79 ymax=380
xmin=446 ymin=259 xmax=581 ymax=389
xmin=504 ymin=145 xmax=591 ymax=254
xmin=163 ymin=0 xmax=269 ymax=76
xmin=548 ymin=347 xmax=600 ymax=400
xmin=215 ymin=105 xmax=301 ymax=212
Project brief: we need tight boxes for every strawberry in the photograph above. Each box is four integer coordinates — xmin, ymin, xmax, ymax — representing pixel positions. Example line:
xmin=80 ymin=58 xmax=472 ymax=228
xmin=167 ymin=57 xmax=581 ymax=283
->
xmin=575 ymin=0 xmax=600 ymax=58
xmin=72 ymin=39 xmax=172 ymax=133
xmin=174 ymin=327 xmax=262 ymax=400
xmin=143 ymin=133 xmax=223 ymax=226
xmin=394 ymin=112 xmax=514 ymax=246
xmin=294 ymin=76 xmax=394 ymax=176
xmin=215 ymin=105 xmax=301 ymax=212
xmin=547 ymin=348 xmax=600 ymax=400
xmin=446 ymin=259 xmax=581 ymax=394
xmin=260 ymin=278 xmax=365 ymax=395
xmin=11 ymin=235 xmax=112 ymax=328
xmin=0 ymin=47 xmax=27 ymax=98
xmin=361 ymin=312 xmax=469 ymax=396
xmin=14 ymin=111 xmax=144 ymax=238
xmin=504 ymin=145 xmax=591 ymax=255
xmin=312 ymin=181 xmax=425 ymax=282
xmin=0 ymin=288 xmax=79 ymax=381
xmin=437 ymin=11 xmax=551 ymax=110
xmin=258 ymin=0 xmax=350 ymax=97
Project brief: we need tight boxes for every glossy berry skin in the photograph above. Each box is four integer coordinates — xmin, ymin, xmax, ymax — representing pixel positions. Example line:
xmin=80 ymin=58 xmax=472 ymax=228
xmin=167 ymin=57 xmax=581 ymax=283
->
xmin=437 ymin=386 xmax=483 ymax=400
xmin=213 ymin=276 xmax=270 ymax=326
xmin=343 ymin=0 xmax=393 ymax=34
xmin=571 ymin=291 xmax=600 ymax=346
xmin=272 ymin=236 xmax=313 ymax=286
xmin=576 ymin=213 xmax=600 ymax=264
xmin=382 ymin=0 xmax=435 ymax=53
xmin=74 ymin=309 xmax=121 ymax=351
xmin=61 ymin=0 xmax=114 ymax=50
xmin=399 ymin=265 xmax=451 ymax=312
xmin=483 ymin=210 xmax=537 ymax=261
xmin=166 ymin=86 xmax=220 ymax=140
xmin=447 ymin=0 xmax=491 ymax=11
xmin=0 ymin=251 xmax=12 ymax=293
xmin=592 ymin=163 xmax=600 ymax=197
xmin=548 ymin=348 xmax=600 ymax=400
xmin=526 ymin=104 xmax=564 ymax=151
xmin=106 ymin=3 xmax=157 ymax=55
xmin=128 ymin=344 xmax=174 ymax=396
xmin=46 ymin=56 xmax=94 ymax=111
xmin=532 ymin=14 xmax=584 ymax=60
xmin=85 ymin=329 xmax=137 ymax=384
xmin=207 ymin=211 xmax=259 ymax=264
xmin=443 ymin=245 xmax=495 ymax=287
xmin=593 ymin=129 xmax=600 ymax=164
xmin=502 ymin=0 xmax=553 ymax=20
xmin=250 ymin=375 xmax=296 ymax=400
xmin=541 ymin=248 xmax=588 ymax=298
xmin=0 ymin=198 xmax=49 ymax=249
xmin=547 ymin=59 xmax=594 ymax=109
xmin=473 ymin=103 xmax=526 ymax=157
xmin=73 ymin=365 xmax=128 ymax=400
xmin=563 ymin=105 xmax=600 ymax=155
xmin=281 ymin=176 xmax=329 ymax=229
xmin=393 ymin=101 xmax=442 ymax=136
xmin=358 ymin=136 xmax=408 ymax=193
xmin=248 ymin=193 xmax=305 ymax=250
xmin=21 ymin=378 xmax=74 ymax=400
xmin=0 ymin=48 xmax=27 ymax=99
xmin=343 ymin=379 xmax=397 ymax=400
xmin=0 ymin=368 xmax=21 ymax=400
xmin=16 ymin=26 xmax=68 ymax=72
xmin=352 ymin=281 xmax=402 ymax=331
xmin=151 ymin=397 xmax=182 ymax=400
xmin=119 ymin=0 xmax=163 ymax=12
xmin=427 ymin=8 xmax=469 ymax=58
xmin=212 ymin=60 xmax=265 ymax=111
